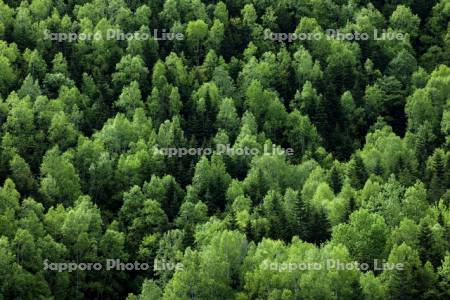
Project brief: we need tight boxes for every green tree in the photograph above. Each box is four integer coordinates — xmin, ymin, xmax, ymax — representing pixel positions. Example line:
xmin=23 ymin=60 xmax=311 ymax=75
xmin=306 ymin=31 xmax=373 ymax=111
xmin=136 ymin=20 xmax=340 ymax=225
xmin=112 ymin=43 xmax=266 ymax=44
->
xmin=347 ymin=153 xmax=368 ymax=189
xmin=381 ymin=243 xmax=422 ymax=299
xmin=332 ymin=209 xmax=389 ymax=266
xmin=389 ymin=5 xmax=420 ymax=38
xmin=190 ymin=155 xmax=232 ymax=213
xmin=115 ymin=81 xmax=144 ymax=117
xmin=112 ymin=54 xmax=149 ymax=93
xmin=216 ymin=97 xmax=240 ymax=140
xmin=9 ymin=154 xmax=35 ymax=194
xmin=426 ymin=148 xmax=448 ymax=202
xmin=39 ymin=147 xmax=81 ymax=207
xmin=186 ymin=19 xmax=208 ymax=64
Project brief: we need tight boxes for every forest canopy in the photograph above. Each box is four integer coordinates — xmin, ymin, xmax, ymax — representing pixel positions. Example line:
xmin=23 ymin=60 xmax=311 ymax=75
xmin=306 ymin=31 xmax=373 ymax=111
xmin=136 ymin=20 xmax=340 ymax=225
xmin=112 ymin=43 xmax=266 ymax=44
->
xmin=0 ymin=0 xmax=449 ymax=299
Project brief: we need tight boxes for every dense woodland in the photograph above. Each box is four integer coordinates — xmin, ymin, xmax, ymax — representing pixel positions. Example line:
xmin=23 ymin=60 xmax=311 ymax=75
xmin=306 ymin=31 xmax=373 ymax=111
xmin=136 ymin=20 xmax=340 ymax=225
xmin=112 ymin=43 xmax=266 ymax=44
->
xmin=0 ymin=0 xmax=449 ymax=299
